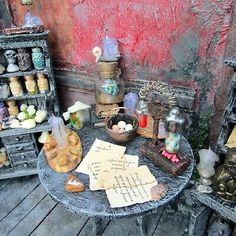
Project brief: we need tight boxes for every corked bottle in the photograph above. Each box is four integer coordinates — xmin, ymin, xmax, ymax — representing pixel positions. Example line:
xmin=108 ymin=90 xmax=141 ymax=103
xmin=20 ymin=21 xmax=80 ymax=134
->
xmin=37 ymin=73 xmax=49 ymax=93
xmin=24 ymin=75 xmax=38 ymax=95
xmin=9 ymin=76 xmax=23 ymax=97
xmin=6 ymin=101 xmax=19 ymax=116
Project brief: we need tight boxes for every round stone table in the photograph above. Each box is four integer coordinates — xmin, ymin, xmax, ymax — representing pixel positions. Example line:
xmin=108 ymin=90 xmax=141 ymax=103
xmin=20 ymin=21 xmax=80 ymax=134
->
xmin=37 ymin=125 xmax=194 ymax=234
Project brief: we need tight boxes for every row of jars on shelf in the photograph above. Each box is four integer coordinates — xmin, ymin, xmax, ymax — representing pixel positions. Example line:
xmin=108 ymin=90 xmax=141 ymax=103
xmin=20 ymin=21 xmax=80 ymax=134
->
xmin=0 ymin=73 xmax=49 ymax=99
xmin=2 ymin=47 xmax=45 ymax=73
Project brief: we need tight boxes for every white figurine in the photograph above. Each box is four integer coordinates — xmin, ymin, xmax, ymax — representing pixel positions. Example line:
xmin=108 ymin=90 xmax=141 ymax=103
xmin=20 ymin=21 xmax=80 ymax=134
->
xmin=4 ymin=50 xmax=19 ymax=73
xmin=197 ymin=148 xmax=219 ymax=193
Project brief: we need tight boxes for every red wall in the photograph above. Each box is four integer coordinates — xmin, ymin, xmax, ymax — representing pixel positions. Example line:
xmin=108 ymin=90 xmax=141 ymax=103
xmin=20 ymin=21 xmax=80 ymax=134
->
xmin=8 ymin=0 xmax=233 ymax=107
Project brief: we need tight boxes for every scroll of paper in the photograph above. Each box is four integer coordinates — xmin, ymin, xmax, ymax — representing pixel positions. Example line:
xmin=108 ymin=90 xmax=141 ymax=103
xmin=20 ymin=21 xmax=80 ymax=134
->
xmin=98 ymin=165 xmax=158 ymax=208
xmin=76 ymin=139 xmax=126 ymax=174
xmin=89 ymin=153 xmax=139 ymax=190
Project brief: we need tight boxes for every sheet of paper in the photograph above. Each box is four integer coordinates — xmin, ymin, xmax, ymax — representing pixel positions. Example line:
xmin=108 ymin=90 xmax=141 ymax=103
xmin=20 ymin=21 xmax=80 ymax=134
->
xmin=89 ymin=153 xmax=139 ymax=191
xmin=99 ymin=165 xmax=158 ymax=208
xmin=75 ymin=138 xmax=126 ymax=174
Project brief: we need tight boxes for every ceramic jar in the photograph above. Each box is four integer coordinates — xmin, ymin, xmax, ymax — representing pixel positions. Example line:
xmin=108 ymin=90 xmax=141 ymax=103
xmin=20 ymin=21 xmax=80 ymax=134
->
xmin=32 ymin=47 xmax=45 ymax=70
xmin=6 ymin=101 xmax=19 ymax=116
xmin=17 ymin=48 xmax=32 ymax=71
xmin=0 ymin=83 xmax=10 ymax=99
xmin=0 ymin=102 xmax=9 ymax=121
xmin=37 ymin=73 xmax=49 ymax=93
xmin=24 ymin=75 xmax=38 ymax=95
xmin=9 ymin=76 xmax=23 ymax=97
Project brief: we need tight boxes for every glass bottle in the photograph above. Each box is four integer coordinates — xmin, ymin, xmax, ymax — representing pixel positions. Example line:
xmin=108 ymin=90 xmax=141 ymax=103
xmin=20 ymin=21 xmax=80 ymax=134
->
xmin=0 ymin=102 xmax=9 ymax=121
xmin=136 ymin=100 xmax=149 ymax=128
xmin=17 ymin=48 xmax=32 ymax=71
xmin=9 ymin=76 xmax=23 ymax=97
xmin=6 ymin=101 xmax=19 ymax=116
xmin=95 ymin=62 xmax=124 ymax=104
xmin=24 ymin=75 xmax=38 ymax=95
xmin=37 ymin=73 xmax=49 ymax=93
xmin=32 ymin=47 xmax=45 ymax=70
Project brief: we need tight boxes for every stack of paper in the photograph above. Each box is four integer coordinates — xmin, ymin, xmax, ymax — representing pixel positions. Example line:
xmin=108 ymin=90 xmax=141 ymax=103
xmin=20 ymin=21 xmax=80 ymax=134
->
xmin=76 ymin=139 xmax=167 ymax=208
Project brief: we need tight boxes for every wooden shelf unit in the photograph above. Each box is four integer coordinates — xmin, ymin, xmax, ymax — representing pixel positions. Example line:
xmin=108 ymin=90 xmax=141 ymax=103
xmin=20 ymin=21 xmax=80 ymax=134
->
xmin=0 ymin=31 xmax=59 ymax=179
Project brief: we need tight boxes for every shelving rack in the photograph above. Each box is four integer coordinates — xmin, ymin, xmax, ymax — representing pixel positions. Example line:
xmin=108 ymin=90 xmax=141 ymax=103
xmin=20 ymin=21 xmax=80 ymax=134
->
xmin=0 ymin=31 xmax=59 ymax=179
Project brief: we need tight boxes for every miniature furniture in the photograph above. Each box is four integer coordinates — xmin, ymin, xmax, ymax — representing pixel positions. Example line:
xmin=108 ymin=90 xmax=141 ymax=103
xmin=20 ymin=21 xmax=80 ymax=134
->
xmin=0 ymin=31 xmax=59 ymax=179
xmin=37 ymin=125 xmax=194 ymax=235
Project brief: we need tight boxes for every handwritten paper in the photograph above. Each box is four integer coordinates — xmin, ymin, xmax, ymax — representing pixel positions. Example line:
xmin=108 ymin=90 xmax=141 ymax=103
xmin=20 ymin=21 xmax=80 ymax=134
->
xmin=99 ymin=165 xmax=158 ymax=208
xmin=75 ymin=139 xmax=126 ymax=174
xmin=89 ymin=153 xmax=139 ymax=190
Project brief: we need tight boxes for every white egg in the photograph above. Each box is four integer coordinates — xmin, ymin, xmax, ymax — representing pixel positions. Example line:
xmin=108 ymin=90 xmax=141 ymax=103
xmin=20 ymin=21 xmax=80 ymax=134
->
xmin=125 ymin=124 xmax=133 ymax=131
xmin=117 ymin=121 xmax=126 ymax=129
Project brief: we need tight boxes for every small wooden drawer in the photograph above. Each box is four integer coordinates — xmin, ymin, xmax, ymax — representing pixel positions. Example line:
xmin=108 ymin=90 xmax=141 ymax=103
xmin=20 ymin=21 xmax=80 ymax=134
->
xmin=9 ymin=151 xmax=37 ymax=164
xmin=13 ymin=160 xmax=37 ymax=170
xmin=2 ymin=134 xmax=32 ymax=145
xmin=6 ymin=142 xmax=36 ymax=154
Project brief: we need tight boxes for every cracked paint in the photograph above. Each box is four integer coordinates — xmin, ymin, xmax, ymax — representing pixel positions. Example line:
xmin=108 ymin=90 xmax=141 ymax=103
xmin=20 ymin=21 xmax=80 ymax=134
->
xmin=7 ymin=0 xmax=233 ymax=107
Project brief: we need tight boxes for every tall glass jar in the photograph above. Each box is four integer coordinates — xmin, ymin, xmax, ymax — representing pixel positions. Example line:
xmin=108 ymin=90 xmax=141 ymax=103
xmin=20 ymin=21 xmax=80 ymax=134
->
xmin=95 ymin=73 xmax=125 ymax=104
xmin=32 ymin=47 xmax=45 ymax=70
xmin=95 ymin=61 xmax=124 ymax=104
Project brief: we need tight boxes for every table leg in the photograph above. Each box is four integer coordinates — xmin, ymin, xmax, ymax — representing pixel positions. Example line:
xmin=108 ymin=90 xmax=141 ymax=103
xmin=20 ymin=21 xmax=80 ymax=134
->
xmin=91 ymin=218 xmax=103 ymax=236
xmin=136 ymin=216 xmax=147 ymax=236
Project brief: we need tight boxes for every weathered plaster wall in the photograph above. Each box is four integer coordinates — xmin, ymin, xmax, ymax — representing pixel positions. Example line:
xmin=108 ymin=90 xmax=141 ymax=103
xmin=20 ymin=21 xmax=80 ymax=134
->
xmin=8 ymin=1 xmax=233 ymax=92
xmin=7 ymin=0 xmax=235 ymax=142
xmin=0 ymin=0 xmax=12 ymax=30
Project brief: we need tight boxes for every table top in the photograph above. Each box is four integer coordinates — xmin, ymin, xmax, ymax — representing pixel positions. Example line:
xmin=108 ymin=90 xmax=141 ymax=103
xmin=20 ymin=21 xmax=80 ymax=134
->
xmin=37 ymin=125 xmax=194 ymax=220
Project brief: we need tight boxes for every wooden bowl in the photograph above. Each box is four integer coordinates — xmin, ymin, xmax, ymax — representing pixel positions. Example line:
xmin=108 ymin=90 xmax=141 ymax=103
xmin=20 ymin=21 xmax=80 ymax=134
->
xmin=105 ymin=108 xmax=139 ymax=142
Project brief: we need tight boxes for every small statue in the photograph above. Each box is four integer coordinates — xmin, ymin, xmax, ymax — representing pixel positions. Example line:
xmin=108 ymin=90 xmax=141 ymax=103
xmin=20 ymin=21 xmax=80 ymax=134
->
xmin=162 ymin=107 xmax=185 ymax=163
xmin=213 ymin=150 xmax=236 ymax=202
xmin=197 ymin=148 xmax=219 ymax=193
xmin=4 ymin=50 xmax=19 ymax=73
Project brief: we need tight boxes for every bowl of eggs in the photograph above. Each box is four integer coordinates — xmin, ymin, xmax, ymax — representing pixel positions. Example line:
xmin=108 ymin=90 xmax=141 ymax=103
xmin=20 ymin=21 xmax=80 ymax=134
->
xmin=105 ymin=107 xmax=139 ymax=142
